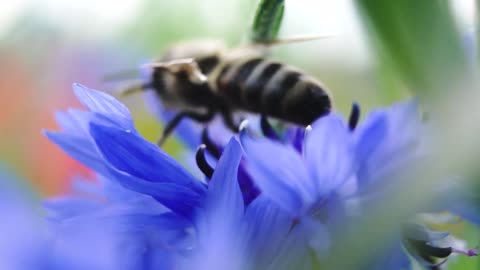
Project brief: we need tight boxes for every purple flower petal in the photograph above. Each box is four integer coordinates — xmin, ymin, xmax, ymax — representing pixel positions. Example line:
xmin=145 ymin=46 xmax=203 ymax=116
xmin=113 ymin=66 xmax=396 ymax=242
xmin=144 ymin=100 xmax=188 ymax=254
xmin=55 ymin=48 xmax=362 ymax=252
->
xmin=206 ymin=138 xmax=245 ymax=219
xmin=241 ymin=133 xmax=312 ymax=215
xmin=73 ymin=83 xmax=132 ymax=120
xmin=355 ymin=100 xmax=421 ymax=188
xmin=305 ymin=114 xmax=355 ymax=196
xmin=242 ymin=195 xmax=292 ymax=268
xmin=193 ymin=139 xmax=246 ymax=270
xmin=44 ymin=131 xmax=111 ymax=177
xmin=54 ymin=109 xmax=91 ymax=134
xmin=89 ymin=123 xmax=205 ymax=195
xmin=101 ymin=167 xmax=204 ymax=218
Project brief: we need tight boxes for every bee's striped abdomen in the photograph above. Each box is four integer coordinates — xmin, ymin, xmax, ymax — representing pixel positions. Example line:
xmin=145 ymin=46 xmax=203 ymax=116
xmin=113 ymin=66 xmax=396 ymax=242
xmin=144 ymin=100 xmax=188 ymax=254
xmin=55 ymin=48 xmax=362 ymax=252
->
xmin=215 ymin=57 xmax=331 ymax=125
xmin=216 ymin=58 xmax=263 ymax=106
xmin=244 ymin=62 xmax=282 ymax=109
xmin=282 ymin=81 xmax=331 ymax=125
xmin=262 ymin=70 xmax=302 ymax=116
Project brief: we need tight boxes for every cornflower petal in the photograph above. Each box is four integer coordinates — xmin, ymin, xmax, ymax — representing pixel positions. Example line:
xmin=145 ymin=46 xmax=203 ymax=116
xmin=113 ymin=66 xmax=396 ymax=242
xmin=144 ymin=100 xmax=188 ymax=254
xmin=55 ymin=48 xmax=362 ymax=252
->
xmin=242 ymin=195 xmax=293 ymax=268
xmin=44 ymin=197 xmax=103 ymax=222
xmin=305 ymin=114 xmax=355 ymax=196
xmin=89 ymin=123 xmax=204 ymax=193
xmin=57 ymin=211 xmax=190 ymax=235
xmin=52 ymin=216 xmax=183 ymax=270
xmin=353 ymin=111 xmax=388 ymax=187
xmin=241 ymin=133 xmax=312 ymax=215
xmin=206 ymin=138 xmax=244 ymax=220
xmin=44 ymin=131 xmax=111 ymax=177
xmin=54 ymin=109 xmax=91 ymax=134
xmin=355 ymin=100 xmax=422 ymax=189
xmin=88 ymin=123 xmax=206 ymax=218
xmin=44 ymin=175 xmax=192 ymax=269
xmin=192 ymin=139 xmax=246 ymax=270
xmin=73 ymin=83 xmax=131 ymax=120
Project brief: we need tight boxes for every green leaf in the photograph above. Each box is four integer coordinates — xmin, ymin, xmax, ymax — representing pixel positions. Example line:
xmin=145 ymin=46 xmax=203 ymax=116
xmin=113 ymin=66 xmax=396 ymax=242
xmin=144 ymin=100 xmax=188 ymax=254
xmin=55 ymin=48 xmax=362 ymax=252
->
xmin=250 ymin=0 xmax=285 ymax=43
xmin=356 ymin=0 xmax=469 ymax=99
xmin=477 ymin=0 xmax=480 ymax=66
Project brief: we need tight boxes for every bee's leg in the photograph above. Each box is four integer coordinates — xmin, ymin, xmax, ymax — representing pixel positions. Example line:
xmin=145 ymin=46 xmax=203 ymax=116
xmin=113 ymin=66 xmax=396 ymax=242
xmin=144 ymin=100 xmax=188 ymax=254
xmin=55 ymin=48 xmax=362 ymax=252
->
xmin=157 ymin=109 xmax=215 ymax=146
xmin=220 ymin=109 xmax=241 ymax=132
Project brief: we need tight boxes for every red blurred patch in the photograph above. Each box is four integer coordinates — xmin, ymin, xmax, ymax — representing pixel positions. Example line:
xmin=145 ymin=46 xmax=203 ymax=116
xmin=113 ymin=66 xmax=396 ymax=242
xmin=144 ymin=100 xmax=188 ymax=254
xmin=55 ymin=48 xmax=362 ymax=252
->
xmin=0 ymin=50 xmax=92 ymax=196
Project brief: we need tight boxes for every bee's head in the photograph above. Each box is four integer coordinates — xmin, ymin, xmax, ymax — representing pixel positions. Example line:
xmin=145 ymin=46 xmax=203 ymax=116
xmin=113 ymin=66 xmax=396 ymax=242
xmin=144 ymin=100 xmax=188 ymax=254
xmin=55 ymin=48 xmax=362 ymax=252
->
xmin=115 ymin=40 xmax=223 ymax=102
xmin=138 ymin=40 xmax=224 ymax=107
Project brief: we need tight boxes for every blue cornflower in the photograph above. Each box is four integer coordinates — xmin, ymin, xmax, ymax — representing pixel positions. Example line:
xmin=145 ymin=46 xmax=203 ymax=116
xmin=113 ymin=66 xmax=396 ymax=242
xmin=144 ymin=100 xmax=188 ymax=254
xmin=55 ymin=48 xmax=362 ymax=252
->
xmin=46 ymin=84 xmax=207 ymax=219
xmin=45 ymin=84 xmax=478 ymax=269
xmin=45 ymin=84 xmax=319 ymax=270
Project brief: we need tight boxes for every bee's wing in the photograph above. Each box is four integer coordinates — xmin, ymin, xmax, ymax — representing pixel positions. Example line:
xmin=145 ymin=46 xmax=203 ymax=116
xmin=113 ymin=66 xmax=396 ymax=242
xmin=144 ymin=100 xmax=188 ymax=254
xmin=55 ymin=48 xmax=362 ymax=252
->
xmin=255 ymin=35 xmax=335 ymax=46
xmin=231 ymin=34 xmax=335 ymax=59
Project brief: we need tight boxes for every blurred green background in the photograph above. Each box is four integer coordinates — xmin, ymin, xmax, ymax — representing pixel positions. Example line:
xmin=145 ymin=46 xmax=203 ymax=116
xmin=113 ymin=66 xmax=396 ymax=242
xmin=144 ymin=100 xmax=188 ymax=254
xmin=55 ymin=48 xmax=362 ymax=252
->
xmin=0 ymin=1 xmax=477 ymax=268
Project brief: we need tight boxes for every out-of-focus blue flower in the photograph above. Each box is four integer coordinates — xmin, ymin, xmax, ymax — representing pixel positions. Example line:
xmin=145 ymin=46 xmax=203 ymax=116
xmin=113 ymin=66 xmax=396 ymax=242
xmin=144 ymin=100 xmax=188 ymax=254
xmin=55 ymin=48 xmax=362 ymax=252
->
xmin=240 ymin=100 xmax=478 ymax=268
xmin=0 ymin=164 xmax=182 ymax=270
xmin=0 ymin=168 xmax=52 ymax=270
xmin=45 ymin=174 xmax=192 ymax=270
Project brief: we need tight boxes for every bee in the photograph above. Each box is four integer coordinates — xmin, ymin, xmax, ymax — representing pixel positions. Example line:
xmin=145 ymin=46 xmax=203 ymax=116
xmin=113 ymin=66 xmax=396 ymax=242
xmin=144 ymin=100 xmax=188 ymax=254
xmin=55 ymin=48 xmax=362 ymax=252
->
xmin=120 ymin=37 xmax=332 ymax=145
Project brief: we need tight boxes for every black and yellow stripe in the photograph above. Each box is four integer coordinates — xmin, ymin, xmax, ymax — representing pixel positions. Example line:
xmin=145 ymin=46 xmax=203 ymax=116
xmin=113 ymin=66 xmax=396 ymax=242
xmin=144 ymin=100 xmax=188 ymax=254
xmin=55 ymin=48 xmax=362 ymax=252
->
xmin=216 ymin=58 xmax=263 ymax=106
